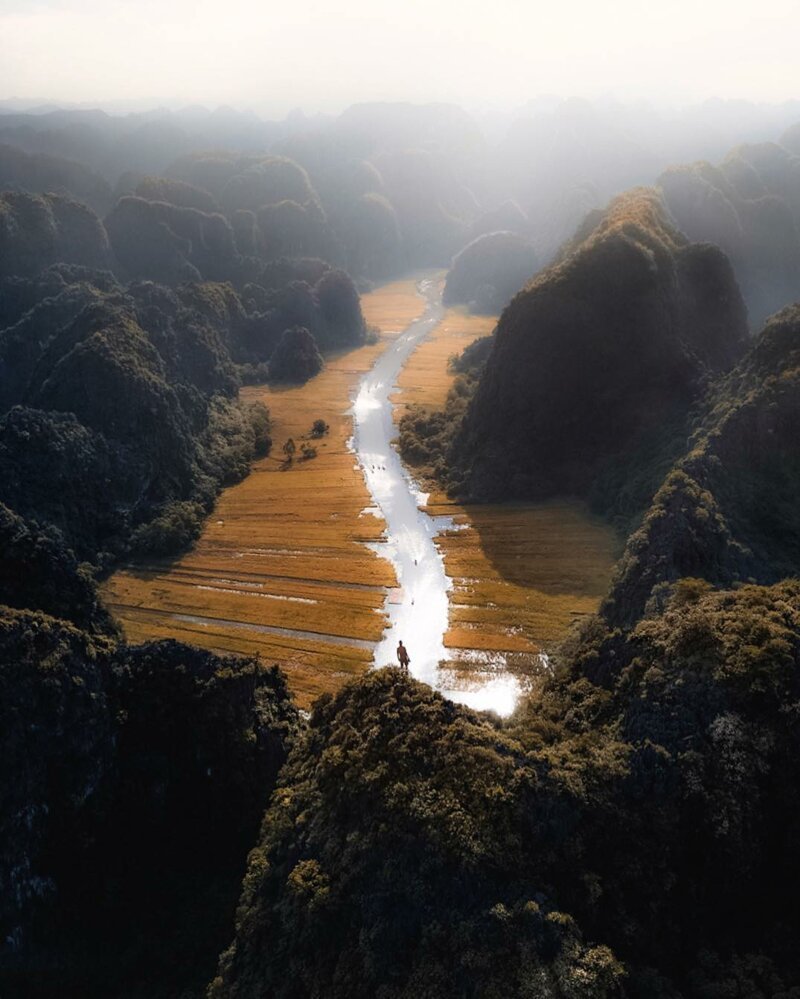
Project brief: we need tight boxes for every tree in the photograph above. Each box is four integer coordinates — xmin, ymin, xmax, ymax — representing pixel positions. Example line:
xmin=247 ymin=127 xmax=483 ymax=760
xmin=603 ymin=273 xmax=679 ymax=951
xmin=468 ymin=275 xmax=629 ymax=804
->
xmin=282 ymin=438 xmax=296 ymax=465
xmin=313 ymin=268 xmax=366 ymax=348
xmin=268 ymin=327 xmax=323 ymax=384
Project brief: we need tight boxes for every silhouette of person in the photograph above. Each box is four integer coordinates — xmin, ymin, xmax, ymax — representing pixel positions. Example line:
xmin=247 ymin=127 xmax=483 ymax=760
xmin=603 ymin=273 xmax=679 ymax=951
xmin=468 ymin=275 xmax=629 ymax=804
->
xmin=396 ymin=640 xmax=410 ymax=672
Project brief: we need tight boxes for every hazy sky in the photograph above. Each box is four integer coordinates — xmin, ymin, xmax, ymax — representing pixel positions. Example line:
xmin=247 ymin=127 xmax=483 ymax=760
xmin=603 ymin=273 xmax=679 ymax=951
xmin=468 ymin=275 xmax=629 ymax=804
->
xmin=1 ymin=0 xmax=798 ymax=114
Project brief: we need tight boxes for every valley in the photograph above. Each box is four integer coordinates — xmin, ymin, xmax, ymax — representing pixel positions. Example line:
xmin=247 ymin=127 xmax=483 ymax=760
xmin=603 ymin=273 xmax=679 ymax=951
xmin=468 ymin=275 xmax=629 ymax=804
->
xmin=103 ymin=275 xmax=617 ymax=712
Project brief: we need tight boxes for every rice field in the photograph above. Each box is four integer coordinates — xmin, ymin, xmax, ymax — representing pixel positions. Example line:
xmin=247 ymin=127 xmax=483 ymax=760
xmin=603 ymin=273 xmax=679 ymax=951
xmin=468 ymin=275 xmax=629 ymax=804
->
xmin=101 ymin=277 xmax=426 ymax=709
xmin=102 ymin=284 xmax=619 ymax=710
xmin=393 ymin=304 xmax=620 ymax=683
xmin=392 ymin=304 xmax=497 ymax=416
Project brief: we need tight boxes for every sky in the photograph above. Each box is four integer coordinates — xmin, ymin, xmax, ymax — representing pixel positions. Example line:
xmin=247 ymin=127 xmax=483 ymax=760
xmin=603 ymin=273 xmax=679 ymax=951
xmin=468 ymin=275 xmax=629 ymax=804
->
xmin=1 ymin=0 xmax=799 ymax=115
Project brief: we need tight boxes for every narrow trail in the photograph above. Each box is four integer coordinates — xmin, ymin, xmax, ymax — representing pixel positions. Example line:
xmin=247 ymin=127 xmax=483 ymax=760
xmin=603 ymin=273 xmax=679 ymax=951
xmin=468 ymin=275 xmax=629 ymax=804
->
xmin=352 ymin=277 xmax=523 ymax=714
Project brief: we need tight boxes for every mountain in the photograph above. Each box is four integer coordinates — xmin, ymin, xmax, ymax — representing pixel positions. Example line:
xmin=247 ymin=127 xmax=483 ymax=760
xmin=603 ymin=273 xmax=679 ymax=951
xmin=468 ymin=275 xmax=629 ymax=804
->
xmin=1 ymin=611 xmax=299 ymax=996
xmin=659 ymin=141 xmax=800 ymax=326
xmin=449 ymin=188 xmax=748 ymax=512
xmin=212 ymin=572 xmax=800 ymax=997
xmin=605 ymin=302 xmax=800 ymax=627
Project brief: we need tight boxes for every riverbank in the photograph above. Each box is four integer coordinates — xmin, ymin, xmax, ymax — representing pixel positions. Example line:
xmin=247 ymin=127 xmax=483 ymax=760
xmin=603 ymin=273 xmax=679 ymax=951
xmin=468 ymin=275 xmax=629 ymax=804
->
xmin=101 ymin=278 xmax=427 ymax=709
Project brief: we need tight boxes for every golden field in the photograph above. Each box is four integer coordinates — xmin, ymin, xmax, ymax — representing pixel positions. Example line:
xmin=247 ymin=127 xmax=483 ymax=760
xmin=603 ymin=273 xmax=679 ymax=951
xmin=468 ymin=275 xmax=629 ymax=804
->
xmin=102 ymin=278 xmax=426 ymax=709
xmin=103 ymin=282 xmax=619 ymax=709
xmin=393 ymin=304 xmax=620 ymax=677
xmin=392 ymin=304 xmax=497 ymax=416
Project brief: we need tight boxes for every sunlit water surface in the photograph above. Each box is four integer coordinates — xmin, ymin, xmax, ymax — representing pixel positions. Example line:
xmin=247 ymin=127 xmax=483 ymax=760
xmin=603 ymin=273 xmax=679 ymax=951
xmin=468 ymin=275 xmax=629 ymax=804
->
xmin=351 ymin=278 xmax=526 ymax=717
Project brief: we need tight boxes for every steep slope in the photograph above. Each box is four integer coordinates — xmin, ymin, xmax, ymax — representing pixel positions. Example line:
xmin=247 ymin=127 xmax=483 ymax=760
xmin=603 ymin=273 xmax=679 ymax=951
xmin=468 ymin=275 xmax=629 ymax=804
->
xmin=604 ymin=303 xmax=800 ymax=626
xmin=0 ymin=276 xmax=266 ymax=564
xmin=451 ymin=189 xmax=748 ymax=509
xmin=444 ymin=230 xmax=540 ymax=314
xmin=214 ymin=575 xmax=800 ymax=998
xmin=0 ymin=611 xmax=300 ymax=997
xmin=0 ymin=191 xmax=111 ymax=279
xmin=659 ymin=141 xmax=800 ymax=326
xmin=211 ymin=670 xmax=624 ymax=999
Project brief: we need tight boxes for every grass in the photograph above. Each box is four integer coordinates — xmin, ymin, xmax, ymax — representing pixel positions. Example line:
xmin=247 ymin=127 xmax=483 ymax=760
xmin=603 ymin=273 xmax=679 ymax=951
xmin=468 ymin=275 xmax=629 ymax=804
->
xmin=101 ymin=277 xmax=426 ymax=710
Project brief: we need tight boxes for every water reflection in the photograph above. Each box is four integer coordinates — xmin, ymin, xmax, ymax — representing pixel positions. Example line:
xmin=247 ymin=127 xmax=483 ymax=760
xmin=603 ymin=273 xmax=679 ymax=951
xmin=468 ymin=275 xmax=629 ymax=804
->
xmin=351 ymin=278 xmax=524 ymax=717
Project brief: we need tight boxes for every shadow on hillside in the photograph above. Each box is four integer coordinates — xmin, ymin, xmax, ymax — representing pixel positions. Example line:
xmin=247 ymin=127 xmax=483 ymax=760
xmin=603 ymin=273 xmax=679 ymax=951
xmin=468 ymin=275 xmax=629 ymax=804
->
xmin=454 ymin=499 xmax=621 ymax=598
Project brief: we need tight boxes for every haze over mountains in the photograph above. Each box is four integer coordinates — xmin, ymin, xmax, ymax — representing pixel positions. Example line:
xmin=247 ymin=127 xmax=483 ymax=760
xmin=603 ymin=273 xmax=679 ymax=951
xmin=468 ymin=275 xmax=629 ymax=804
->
xmin=2 ymin=82 xmax=800 ymax=999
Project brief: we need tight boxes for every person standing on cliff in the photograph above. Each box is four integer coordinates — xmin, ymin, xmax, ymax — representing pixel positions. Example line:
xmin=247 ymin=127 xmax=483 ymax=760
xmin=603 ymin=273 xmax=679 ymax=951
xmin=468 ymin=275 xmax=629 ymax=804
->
xmin=396 ymin=640 xmax=410 ymax=673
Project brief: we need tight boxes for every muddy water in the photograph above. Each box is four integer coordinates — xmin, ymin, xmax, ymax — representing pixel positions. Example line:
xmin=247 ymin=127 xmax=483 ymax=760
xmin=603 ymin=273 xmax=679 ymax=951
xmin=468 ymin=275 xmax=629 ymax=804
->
xmin=352 ymin=277 xmax=525 ymax=716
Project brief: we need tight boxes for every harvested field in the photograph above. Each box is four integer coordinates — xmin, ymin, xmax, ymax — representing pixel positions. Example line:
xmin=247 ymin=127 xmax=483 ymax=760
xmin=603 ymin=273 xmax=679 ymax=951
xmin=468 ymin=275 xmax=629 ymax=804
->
xmin=393 ymin=304 xmax=620 ymax=690
xmin=430 ymin=498 xmax=619 ymax=662
xmin=102 ymin=278 xmax=426 ymax=709
xmin=393 ymin=304 xmax=496 ymax=416
xmin=103 ymin=283 xmax=618 ymax=712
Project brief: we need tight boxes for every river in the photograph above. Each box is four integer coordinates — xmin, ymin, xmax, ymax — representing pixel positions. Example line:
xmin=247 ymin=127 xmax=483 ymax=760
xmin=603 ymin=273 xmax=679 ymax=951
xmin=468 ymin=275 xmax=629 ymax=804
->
xmin=351 ymin=277 xmax=525 ymax=716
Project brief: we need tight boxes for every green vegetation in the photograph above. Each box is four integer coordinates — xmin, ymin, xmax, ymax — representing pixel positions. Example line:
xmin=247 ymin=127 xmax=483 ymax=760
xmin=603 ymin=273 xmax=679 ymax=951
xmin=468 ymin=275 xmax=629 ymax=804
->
xmin=3 ymin=100 xmax=800 ymax=999
xmin=0 ymin=275 xmax=270 ymax=571
xmin=213 ymin=574 xmax=800 ymax=996
xmin=455 ymin=189 xmax=748 ymax=506
xmin=385 ymin=184 xmax=800 ymax=992
xmin=604 ymin=302 xmax=800 ymax=625
xmin=0 ymin=609 xmax=299 ymax=997
xmin=405 ymin=189 xmax=749 ymax=522
xmin=0 ymin=502 xmax=116 ymax=634
xmin=129 ymin=499 xmax=206 ymax=555
xmin=268 ymin=326 xmax=324 ymax=383
xmin=212 ymin=670 xmax=626 ymax=999
xmin=0 ymin=197 xmax=367 ymax=572
xmin=0 ymin=190 xmax=110 ymax=279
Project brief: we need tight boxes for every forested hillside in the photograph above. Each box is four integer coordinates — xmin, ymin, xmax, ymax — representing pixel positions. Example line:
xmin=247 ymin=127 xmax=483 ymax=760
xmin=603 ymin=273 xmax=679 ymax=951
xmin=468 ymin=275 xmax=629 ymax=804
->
xmin=404 ymin=188 xmax=749 ymax=515
xmin=0 ymin=109 xmax=374 ymax=997
xmin=2 ymin=98 xmax=800 ymax=998
xmin=213 ymin=178 xmax=800 ymax=998
xmin=212 ymin=581 xmax=800 ymax=997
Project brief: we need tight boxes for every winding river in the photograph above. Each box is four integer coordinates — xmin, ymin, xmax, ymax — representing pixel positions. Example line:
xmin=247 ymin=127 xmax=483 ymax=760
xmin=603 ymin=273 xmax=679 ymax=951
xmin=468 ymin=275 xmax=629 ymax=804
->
xmin=351 ymin=277 xmax=524 ymax=716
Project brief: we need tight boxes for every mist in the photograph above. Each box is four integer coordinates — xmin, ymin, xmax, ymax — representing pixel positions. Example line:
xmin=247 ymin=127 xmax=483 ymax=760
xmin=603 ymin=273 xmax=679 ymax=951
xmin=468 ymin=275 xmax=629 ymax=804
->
xmin=5 ymin=3 xmax=800 ymax=997
xmin=2 ymin=0 xmax=800 ymax=113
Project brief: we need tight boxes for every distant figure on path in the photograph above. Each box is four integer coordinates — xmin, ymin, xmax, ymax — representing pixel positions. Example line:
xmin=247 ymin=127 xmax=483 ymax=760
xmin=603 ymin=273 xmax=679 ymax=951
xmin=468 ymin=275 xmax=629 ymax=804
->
xmin=396 ymin=640 xmax=410 ymax=673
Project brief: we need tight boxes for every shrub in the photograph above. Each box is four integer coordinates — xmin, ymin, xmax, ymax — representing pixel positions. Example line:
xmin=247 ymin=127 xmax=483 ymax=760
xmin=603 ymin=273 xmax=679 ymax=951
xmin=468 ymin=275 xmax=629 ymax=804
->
xmin=130 ymin=500 xmax=205 ymax=555
xmin=268 ymin=326 xmax=323 ymax=384
xmin=247 ymin=401 xmax=272 ymax=457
